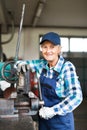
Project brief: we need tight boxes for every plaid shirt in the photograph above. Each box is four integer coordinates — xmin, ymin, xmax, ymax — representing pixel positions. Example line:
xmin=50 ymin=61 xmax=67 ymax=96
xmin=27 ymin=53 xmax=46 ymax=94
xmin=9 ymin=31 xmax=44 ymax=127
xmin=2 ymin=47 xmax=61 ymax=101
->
xmin=27 ymin=55 xmax=83 ymax=115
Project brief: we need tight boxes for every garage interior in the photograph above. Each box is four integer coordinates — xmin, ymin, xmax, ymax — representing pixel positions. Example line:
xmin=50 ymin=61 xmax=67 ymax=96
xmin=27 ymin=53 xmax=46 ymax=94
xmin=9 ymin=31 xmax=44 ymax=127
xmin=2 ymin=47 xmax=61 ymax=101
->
xmin=0 ymin=0 xmax=87 ymax=130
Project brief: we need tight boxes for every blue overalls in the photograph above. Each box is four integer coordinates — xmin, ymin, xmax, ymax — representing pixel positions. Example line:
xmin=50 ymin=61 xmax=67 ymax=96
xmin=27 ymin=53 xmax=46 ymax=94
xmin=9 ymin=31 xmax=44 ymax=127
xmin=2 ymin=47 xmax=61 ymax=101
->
xmin=39 ymin=68 xmax=74 ymax=130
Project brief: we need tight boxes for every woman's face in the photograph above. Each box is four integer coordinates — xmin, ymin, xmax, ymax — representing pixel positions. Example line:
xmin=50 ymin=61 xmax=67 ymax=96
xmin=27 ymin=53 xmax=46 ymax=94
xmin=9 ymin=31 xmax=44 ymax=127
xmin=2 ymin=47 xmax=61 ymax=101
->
xmin=40 ymin=41 xmax=61 ymax=67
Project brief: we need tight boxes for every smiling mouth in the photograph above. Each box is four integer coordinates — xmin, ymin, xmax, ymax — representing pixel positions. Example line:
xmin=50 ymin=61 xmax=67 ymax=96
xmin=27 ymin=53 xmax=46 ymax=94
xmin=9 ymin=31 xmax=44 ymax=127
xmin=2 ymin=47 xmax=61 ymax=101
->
xmin=46 ymin=53 xmax=53 ymax=56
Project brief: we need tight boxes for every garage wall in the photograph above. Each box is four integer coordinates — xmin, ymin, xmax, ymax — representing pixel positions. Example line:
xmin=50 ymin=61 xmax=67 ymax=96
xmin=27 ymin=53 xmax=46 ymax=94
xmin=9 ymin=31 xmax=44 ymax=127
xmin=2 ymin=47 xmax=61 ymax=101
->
xmin=2 ymin=27 xmax=87 ymax=60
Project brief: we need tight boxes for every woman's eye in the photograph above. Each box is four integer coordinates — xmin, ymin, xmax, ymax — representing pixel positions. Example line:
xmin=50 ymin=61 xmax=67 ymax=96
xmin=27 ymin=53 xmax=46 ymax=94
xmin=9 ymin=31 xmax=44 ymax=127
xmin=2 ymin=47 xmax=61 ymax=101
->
xmin=50 ymin=46 xmax=55 ymax=49
xmin=42 ymin=46 xmax=47 ymax=50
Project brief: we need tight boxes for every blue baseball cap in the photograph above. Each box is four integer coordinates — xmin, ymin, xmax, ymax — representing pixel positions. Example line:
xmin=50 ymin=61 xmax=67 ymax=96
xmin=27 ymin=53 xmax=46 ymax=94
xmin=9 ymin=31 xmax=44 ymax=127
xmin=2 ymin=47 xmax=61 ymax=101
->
xmin=40 ymin=32 xmax=61 ymax=45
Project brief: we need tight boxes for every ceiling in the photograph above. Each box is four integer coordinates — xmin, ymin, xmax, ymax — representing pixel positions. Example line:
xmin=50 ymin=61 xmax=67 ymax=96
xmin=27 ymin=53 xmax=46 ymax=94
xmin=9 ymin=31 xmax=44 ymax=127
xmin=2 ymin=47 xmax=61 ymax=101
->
xmin=0 ymin=0 xmax=87 ymax=33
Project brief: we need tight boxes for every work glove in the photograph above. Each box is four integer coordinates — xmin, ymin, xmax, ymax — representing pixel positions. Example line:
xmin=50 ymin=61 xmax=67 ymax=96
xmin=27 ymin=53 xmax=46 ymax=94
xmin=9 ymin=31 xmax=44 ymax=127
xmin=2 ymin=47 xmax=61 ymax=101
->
xmin=14 ymin=60 xmax=30 ymax=73
xmin=39 ymin=106 xmax=56 ymax=120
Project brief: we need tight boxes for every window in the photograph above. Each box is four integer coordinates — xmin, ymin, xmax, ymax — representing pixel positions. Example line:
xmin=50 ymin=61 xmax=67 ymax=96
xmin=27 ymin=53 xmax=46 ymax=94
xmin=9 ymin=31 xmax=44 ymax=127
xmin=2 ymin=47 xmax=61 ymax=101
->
xmin=70 ymin=38 xmax=87 ymax=52
xmin=61 ymin=37 xmax=69 ymax=52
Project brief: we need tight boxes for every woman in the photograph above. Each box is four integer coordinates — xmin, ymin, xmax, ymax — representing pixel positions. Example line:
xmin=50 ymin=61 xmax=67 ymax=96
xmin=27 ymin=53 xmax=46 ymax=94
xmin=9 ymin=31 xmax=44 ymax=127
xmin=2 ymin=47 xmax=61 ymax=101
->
xmin=15 ymin=32 xmax=83 ymax=130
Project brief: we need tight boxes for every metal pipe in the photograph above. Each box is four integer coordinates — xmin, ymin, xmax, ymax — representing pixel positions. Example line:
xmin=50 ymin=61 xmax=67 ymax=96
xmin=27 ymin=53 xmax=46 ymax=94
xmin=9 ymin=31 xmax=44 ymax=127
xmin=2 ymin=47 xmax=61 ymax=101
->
xmin=15 ymin=4 xmax=25 ymax=61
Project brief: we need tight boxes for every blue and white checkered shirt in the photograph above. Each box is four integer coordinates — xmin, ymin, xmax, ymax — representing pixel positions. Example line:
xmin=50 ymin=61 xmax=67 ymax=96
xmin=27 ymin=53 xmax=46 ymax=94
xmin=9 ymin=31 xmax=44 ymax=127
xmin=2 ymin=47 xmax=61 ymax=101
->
xmin=27 ymin=55 xmax=83 ymax=115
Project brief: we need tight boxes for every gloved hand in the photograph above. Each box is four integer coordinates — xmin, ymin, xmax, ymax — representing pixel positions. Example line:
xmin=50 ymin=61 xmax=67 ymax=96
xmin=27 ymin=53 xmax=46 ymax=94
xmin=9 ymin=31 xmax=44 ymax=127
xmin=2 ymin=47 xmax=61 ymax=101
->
xmin=39 ymin=106 xmax=56 ymax=120
xmin=14 ymin=60 xmax=30 ymax=73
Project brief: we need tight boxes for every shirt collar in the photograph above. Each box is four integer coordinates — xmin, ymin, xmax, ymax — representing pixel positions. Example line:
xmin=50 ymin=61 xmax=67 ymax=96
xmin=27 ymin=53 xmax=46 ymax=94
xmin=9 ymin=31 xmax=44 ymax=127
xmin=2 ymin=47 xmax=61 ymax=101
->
xmin=43 ymin=55 xmax=65 ymax=73
xmin=54 ymin=55 xmax=65 ymax=73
